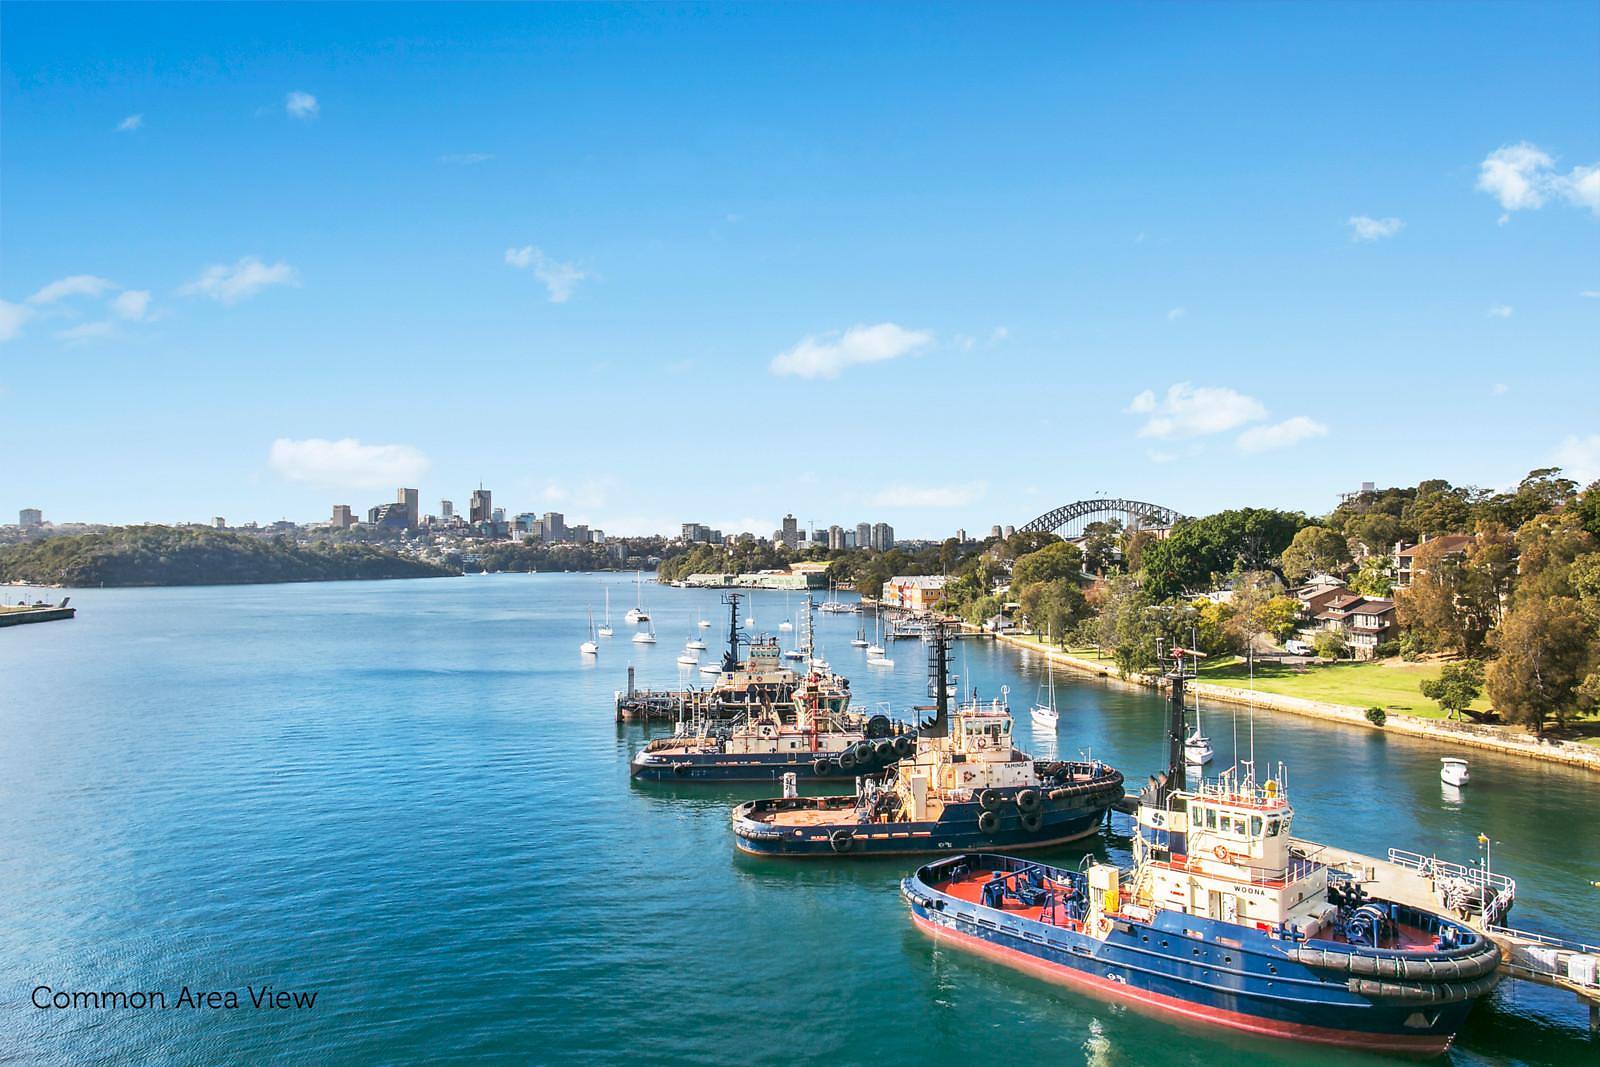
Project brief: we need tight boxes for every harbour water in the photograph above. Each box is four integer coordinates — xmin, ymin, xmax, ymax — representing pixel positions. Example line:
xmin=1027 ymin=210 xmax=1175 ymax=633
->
xmin=1 ymin=573 xmax=1594 ymax=1065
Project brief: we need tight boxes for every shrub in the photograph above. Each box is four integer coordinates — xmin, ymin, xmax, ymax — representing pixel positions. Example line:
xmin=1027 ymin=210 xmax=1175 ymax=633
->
xmin=1365 ymin=706 xmax=1387 ymax=726
xmin=1375 ymin=639 xmax=1401 ymax=659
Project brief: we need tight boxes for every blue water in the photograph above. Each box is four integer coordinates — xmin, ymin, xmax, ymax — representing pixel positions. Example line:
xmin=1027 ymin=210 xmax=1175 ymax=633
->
xmin=2 ymin=574 xmax=1594 ymax=1065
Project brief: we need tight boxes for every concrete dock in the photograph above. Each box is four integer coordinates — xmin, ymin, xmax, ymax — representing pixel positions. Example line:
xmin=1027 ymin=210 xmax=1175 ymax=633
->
xmin=0 ymin=598 xmax=75 ymax=627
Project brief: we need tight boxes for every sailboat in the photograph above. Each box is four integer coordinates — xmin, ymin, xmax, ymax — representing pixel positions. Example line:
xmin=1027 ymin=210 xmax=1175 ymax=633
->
xmin=778 ymin=590 xmax=793 ymax=631
xmin=631 ymin=618 xmax=656 ymax=644
xmin=1029 ymin=628 xmax=1059 ymax=727
xmin=597 ymin=588 xmax=614 ymax=637
xmin=850 ymin=622 xmax=868 ymax=649
xmin=625 ymin=571 xmax=650 ymax=624
xmin=677 ymin=647 xmax=699 ymax=666
xmin=686 ymin=633 xmax=707 ymax=651
xmin=819 ymin=579 xmax=852 ymax=613
xmin=697 ymin=614 xmax=712 ymax=629
xmin=580 ymin=609 xmax=600 ymax=656
xmin=1185 ymin=689 xmax=1214 ymax=764
xmin=866 ymin=610 xmax=885 ymax=657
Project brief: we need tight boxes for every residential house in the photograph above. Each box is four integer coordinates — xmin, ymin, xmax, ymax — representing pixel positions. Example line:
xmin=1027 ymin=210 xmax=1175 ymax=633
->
xmin=1392 ymin=533 xmax=1473 ymax=589
xmin=880 ymin=575 xmax=949 ymax=612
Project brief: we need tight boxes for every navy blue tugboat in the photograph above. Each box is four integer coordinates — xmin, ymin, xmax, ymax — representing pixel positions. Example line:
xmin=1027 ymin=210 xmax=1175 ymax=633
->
xmin=899 ymin=647 xmax=1501 ymax=1055
xmin=731 ymin=622 xmax=1124 ymax=856
xmin=631 ymin=594 xmax=913 ymax=783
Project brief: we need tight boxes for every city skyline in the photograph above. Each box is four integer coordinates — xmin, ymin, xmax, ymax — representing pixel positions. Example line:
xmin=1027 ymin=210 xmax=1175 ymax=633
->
xmin=3 ymin=5 xmax=1598 ymax=536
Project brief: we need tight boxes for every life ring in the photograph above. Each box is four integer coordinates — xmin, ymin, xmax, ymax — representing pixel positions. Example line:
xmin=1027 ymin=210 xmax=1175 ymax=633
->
xmin=978 ymin=810 xmax=1000 ymax=834
xmin=1213 ymin=845 xmax=1230 ymax=861
xmin=976 ymin=737 xmax=988 ymax=749
xmin=1098 ymin=917 xmax=1111 ymax=936
xmin=830 ymin=828 xmax=854 ymax=853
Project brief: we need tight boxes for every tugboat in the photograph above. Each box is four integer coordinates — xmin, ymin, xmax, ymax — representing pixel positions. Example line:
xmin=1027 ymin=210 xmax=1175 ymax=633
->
xmin=899 ymin=646 xmax=1501 ymax=1055
xmin=731 ymin=622 xmax=1124 ymax=856
xmin=630 ymin=594 xmax=913 ymax=782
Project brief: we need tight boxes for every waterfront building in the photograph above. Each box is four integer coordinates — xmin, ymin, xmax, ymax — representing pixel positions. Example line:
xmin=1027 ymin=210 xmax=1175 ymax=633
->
xmin=781 ymin=513 xmax=799 ymax=548
xmin=871 ymin=522 xmax=894 ymax=551
xmin=542 ymin=511 xmax=566 ymax=541
xmin=368 ymin=502 xmax=408 ymax=528
xmin=470 ymin=487 xmax=492 ymax=524
xmin=880 ymin=575 xmax=949 ymax=612
xmin=681 ymin=522 xmax=717 ymax=543
xmin=569 ymin=524 xmax=590 ymax=544
xmin=828 ymin=524 xmax=845 ymax=550
xmin=440 ymin=499 xmax=454 ymax=522
xmin=398 ymin=488 xmax=419 ymax=529
xmin=19 ymin=508 xmax=42 ymax=527
xmin=1393 ymin=533 xmax=1473 ymax=589
xmin=591 ymin=529 xmax=605 ymax=544
xmin=331 ymin=505 xmax=354 ymax=529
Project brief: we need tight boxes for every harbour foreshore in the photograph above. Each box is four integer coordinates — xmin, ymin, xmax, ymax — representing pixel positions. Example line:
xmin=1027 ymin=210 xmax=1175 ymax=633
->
xmin=996 ymin=631 xmax=1600 ymax=774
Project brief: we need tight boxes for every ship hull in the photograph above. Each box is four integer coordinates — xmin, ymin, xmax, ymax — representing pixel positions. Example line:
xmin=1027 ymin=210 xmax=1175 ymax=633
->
xmin=631 ymin=750 xmax=860 ymax=783
xmin=732 ymin=784 xmax=1120 ymax=857
xmin=902 ymin=857 xmax=1492 ymax=1055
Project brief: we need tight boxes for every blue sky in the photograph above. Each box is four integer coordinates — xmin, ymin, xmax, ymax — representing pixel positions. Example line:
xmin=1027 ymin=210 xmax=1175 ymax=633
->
xmin=3 ymin=3 xmax=1597 ymax=537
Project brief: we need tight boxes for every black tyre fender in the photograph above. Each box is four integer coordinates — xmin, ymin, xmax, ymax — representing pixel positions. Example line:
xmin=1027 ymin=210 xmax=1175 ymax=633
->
xmin=1020 ymin=810 xmax=1044 ymax=833
xmin=838 ymin=748 xmax=858 ymax=771
xmin=830 ymin=828 xmax=855 ymax=853
xmin=812 ymin=758 xmax=830 ymax=776
xmin=672 ymin=761 xmax=691 ymax=777
xmin=873 ymin=738 xmax=896 ymax=763
xmin=977 ymin=810 xmax=1000 ymax=834
xmin=1015 ymin=788 xmax=1042 ymax=813
xmin=893 ymin=734 xmax=914 ymax=758
xmin=979 ymin=789 xmax=1004 ymax=812
xmin=866 ymin=714 xmax=892 ymax=739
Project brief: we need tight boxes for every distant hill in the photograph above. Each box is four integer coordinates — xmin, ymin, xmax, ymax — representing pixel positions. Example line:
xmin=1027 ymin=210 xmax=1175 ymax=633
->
xmin=0 ymin=527 xmax=460 ymax=587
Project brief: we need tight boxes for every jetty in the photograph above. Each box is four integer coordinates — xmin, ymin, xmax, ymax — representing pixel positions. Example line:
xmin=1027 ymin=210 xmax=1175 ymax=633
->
xmin=615 ymin=666 xmax=719 ymax=723
xmin=0 ymin=597 xmax=75 ymax=627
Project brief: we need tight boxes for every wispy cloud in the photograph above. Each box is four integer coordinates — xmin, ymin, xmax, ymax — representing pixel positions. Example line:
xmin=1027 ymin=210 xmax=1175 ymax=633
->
xmin=504 ymin=245 xmax=588 ymax=303
xmin=285 ymin=91 xmax=319 ymax=120
xmin=1581 ymin=290 xmax=1600 ymax=299
xmin=1348 ymin=215 xmax=1403 ymax=242
xmin=180 ymin=257 xmax=298 ymax=304
xmin=1554 ymin=433 xmax=1600 ymax=484
xmin=116 ymin=114 xmax=143 ymax=133
xmin=440 ymin=152 xmax=494 ymax=166
xmin=1166 ymin=306 xmax=1187 ymax=321
xmin=56 ymin=321 xmax=117 ymax=345
xmin=869 ymin=482 xmax=987 ymax=508
xmin=28 ymin=275 xmax=116 ymax=305
xmin=1237 ymin=416 xmax=1328 ymax=453
xmin=1476 ymin=142 xmax=1600 ymax=217
xmin=0 ymin=300 xmax=35 ymax=343
xmin=769 ymin=322 xmax=933 ymax=379
xmin=1126 ymin=383 xmax=1266 ymax=439
xmin=1491 ymin=383 xmax=1509 ymax=396
xmin=111 ymin=290 xmax=151 ymax=321
xmin=989 ymin=325 xmax=1010 ymax=344
xmin=1488 ymin=304 xmax=1514 ymax=318
xmin=268 ymin=437 xmax=429 ymax=490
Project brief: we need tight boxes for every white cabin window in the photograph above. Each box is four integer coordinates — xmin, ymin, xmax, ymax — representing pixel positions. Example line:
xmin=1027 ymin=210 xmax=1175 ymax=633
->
xmin=1250 ymin=816 xmax=1264 ymax=837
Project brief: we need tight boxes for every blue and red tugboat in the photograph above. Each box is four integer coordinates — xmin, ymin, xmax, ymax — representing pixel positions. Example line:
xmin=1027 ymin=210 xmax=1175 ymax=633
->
xmin=900 ymin=647 xmax=1501 ymax=1055
xmin=731 ymin=622 xmax=1124 ymax=856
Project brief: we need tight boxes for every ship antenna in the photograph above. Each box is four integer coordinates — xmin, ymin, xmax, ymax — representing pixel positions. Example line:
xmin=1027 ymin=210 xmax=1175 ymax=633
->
xmin=721 ymin=591 xmax=742 ymax=672
xmin=922 ymin=619 xmax=951 ymax=738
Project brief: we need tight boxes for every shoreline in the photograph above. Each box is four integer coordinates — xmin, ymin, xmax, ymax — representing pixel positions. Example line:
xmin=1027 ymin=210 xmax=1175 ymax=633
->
xmin=995 ymin=631 xmax=1600 ymax=774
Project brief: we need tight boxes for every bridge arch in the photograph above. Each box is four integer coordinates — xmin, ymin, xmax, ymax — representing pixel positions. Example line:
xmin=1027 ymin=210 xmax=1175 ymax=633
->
xmin=1018 ymin=498 xmax=1187 ymax=539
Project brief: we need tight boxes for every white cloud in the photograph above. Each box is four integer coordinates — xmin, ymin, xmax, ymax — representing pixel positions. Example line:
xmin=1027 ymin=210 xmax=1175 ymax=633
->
xmin=770 ymin=322 xmax=933 ymax=379
xmin=1128 ymin=383 xmax=1266 ymax=439
xmin=1491 ymin=383 xmax=1509 ymax=396
xmin=117 ymin=114 xmax=143 ymax=133
xmin=1555 ymin=433 xmax=1600 ymax=484
xmin=504 ymin=245 xmax=588 ymax=303
xmin=0 ymin=300 xmax=35 ymax=342
xmin=1348 ymin=215 xmax=1403 ymax=242
xmin=953 ymin=334 xmax=976 ymax=351
xmin=111 ymin=289 xmax=151 ymax=321
xmin=1488 ymin=304 xmax=1514 ymax=318
xmin=440 ymin=152 xmax=493 ymax=165
xmin=989 ymin=325 xmax=1010 ymax=344
xmin=869 ymin=482 xmax=987 ymax=508
xmin=268 ymin=438 xmax=429 ymax=490
xmin=1476 ymin=142 xmax=1600 ymax=217
xmin=1582 ymin=290 xmax=1600 ymax=299
xmin=1237 ymin=416 xmax=1328 ymax=453
xmin=28 ymin=274 xmax=116 ymax=304
xmin=285 ymin=91 xmax=319 ymax=120
xmin=180 ymin=257 xmax=298 ymax=304
xmin=1166 ymin=306 xmax=1187 ymax=321
xmin=55 ymin=321 xmax=117 ymax=345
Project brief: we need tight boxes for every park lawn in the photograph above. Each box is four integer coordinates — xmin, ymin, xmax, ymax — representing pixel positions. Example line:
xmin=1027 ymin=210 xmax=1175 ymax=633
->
xmin=1194 ymin=656 xmax=1492 ymax=719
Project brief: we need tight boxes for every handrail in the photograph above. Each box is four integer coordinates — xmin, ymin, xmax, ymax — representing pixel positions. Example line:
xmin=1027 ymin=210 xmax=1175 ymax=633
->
xmin=1486 ymin=925 xmax=1600 ymax=955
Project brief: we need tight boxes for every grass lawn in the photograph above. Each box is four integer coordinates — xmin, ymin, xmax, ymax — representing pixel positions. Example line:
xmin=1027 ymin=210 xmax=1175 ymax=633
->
xmin=1195 ymin=656 xmax=1491 ymax=718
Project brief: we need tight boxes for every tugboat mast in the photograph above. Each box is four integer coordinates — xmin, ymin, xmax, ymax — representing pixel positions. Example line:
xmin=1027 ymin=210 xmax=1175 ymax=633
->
xmin=721 ymin=592 xmax=743 ymax=673
xmin=922 ymin=620 xmax=951 ymax=738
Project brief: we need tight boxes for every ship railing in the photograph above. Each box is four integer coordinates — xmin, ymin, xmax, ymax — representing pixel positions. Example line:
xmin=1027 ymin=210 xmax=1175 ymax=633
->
xmin=1388 ymin=849 xmax=1517 ymax=925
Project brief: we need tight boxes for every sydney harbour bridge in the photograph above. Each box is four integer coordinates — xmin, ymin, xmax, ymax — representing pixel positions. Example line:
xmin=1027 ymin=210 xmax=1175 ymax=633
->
xmin=1017 ymin=497 xmax=1186 ymax=540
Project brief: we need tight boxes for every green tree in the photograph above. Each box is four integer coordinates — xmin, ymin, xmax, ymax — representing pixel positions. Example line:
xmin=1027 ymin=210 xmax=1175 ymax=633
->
xmin=1012 ymin=542 xmax=1084 ymax=587
xmin=1348 ymin=554 xmax=1395 ymax=597
xmin=1139 ymin=508 xmax=1306 ymax=600
xmin=1255 ymin=596 xmax=1304 ymax=643
xmin=1487 ymin=596 xmax=1595 ymax=734
xmin=1280 ymin=525 xmax=1352 ymax=584
xmin=1419 ymin=660 xmax=1485 ymax=720
xmin=1081 ymin=520 xmax=1124 ymax=576
xmin=1312 ymin=629 xmax=1349 ymax=661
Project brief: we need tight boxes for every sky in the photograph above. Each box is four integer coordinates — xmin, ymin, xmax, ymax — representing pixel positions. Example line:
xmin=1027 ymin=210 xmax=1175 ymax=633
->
xmin=2 ymin=2 xmax=1597 ymax=538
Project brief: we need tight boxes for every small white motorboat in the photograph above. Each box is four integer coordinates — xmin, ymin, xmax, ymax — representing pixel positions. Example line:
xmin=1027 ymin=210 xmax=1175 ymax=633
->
xmin=866 ymin=654 xmax=894 ymax=667
xmin=1441 ymin=757 xmax=1470 ymax=786
xmin=697 ymin=617 xmax=711 ymax=629
xmin=631 ymin=622 xmax=656 ymax=644
xmin=686 ymin=637 xmax=707 ymax=651
xmin=698 ymin=662 xmax=721 ymax=676
xmin=778 ymin=619 xmax=794 ymax=632
xmin=677 ymin=652 xmax=698 ymax=666
xmin=783 ymin=648 xmax=805 ymax=661
xmin=810 ymin=656 xmax=830 ymax=672
xmin=1184 ymin=731 xmax=1214 ymax=765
